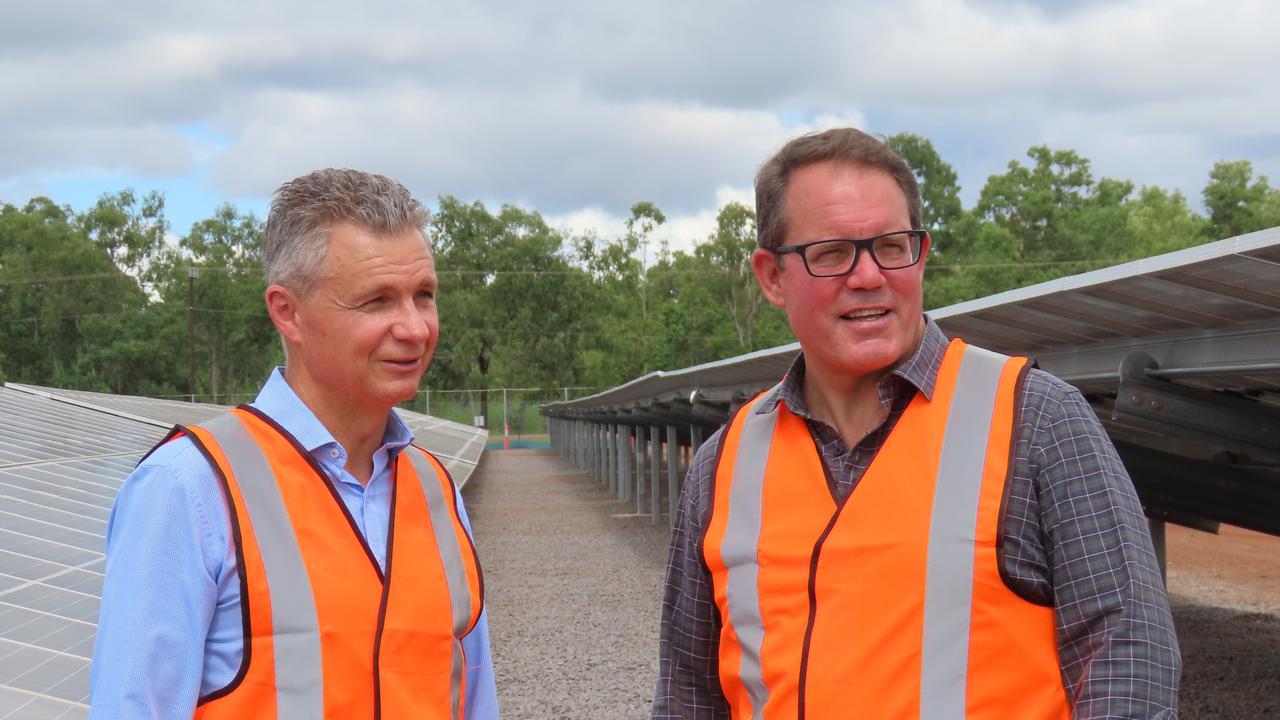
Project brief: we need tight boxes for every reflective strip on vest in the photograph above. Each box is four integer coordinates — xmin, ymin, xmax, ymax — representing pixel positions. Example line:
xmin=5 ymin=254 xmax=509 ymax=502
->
xmin=200 ymin=412 xmax=324 ymax=718
xmin=719 ymin=388 xmax=783 ymax=720
xmin=404 ymin=449 xmax=471 ymax=720
xmin=920 ymin=345 xmax=1008 ymax=717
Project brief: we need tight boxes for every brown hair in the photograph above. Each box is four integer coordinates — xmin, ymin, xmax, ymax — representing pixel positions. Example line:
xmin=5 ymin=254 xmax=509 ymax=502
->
xmin=754 ymin=128 xmax=922 ymax=250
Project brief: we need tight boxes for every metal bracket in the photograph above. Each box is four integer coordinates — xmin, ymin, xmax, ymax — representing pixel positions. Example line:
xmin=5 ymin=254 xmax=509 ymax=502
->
xmin=1114 ymin=351 xmax=1280 ymax=463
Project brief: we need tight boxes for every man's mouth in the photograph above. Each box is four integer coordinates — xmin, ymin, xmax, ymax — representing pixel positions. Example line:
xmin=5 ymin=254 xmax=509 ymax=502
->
xmin=840 ymin=308 xmax=889 ymax=321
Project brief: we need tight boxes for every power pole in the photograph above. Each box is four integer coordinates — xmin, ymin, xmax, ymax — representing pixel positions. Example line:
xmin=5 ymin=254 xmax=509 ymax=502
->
xmin=187 ymin=267 xmax=197 ymax=402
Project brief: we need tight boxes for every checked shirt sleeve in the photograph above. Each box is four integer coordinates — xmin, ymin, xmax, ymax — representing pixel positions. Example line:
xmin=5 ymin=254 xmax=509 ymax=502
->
xmin=1019 ymin=371 xmax=1181 ymax=718
xmin=652 ymin=430 xmax=732 ymax=720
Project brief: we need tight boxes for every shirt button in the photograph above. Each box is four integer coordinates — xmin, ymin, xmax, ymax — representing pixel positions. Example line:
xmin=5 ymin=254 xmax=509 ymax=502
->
xmin=329 ymin=448 xmax=340 ymax=459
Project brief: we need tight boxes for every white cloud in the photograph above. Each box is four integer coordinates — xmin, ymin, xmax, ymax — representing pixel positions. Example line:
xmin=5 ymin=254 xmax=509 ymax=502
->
xmin=546 ymin=184 xmax=756 ymax=257
xmin=205 ymin=85 xmax=857 ymax=217
xmin=1 ymin=0 xmax=1279 ymax=230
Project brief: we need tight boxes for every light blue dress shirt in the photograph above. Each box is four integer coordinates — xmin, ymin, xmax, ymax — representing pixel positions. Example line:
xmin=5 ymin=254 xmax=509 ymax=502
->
xmin=89 ymin=368 xmax=500 ymax=719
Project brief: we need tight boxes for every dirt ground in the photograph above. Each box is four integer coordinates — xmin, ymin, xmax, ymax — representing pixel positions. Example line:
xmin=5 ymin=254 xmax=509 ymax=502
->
xmin=1164 ymin=524 xmax=1280 ymax=718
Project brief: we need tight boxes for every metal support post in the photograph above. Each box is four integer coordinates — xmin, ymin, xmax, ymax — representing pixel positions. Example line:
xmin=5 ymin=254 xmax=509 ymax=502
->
xmin=598 ymin=424 xmax=607 ymax=488
xmin=599 ymin=424 xmax=608 ymax=486
xmin=594 ymin=424 xmax=604 ymax=483
xmin=650 ymin=426 xmax=661 ymax=524
xmin=691 ymin=423 xmax=704 ymax=457
xmin=618 ymin=425 xmax=631 ymax=502
xmin=608 ymin=424 xmax=619 ymax=494
xmin=666 ymin=424 xmax=680 ymax=527
xmin=635 ymin=425 xmax=646 ymax=515
xmin=1148 ymin=517 xmax=1167 ymax=585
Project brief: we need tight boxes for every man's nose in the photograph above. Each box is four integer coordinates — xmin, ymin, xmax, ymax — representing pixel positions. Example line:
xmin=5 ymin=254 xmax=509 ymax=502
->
xmin=392 ymin=300 xmax=431 ymax=343
xmin=844 ymin=247 xmax=886 ymax=290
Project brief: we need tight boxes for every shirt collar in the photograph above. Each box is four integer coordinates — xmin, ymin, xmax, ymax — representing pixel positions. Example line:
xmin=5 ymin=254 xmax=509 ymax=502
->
xmin=759 ymin=315 xmax=950 ymax=416
xmin=249 ymin=367 xmax=415 ymax=455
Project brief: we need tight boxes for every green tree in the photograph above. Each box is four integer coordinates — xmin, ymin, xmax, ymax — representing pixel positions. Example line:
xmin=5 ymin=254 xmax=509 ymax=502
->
xmin=692 ymin=202 xmax=776 ymax=352
xmin=923 ymin=213 xmax=1021 ymax=309
xmin=78 ymin=189 xmax=168 ymax=287
xmin=0 ymin=198 xmax=148 ymax=388
xmin=1127 ymin=186 xmax=1211 ymax=256
xmin=1203 ymin=160 xmax=1280 ymax=239
xmin=571 ymin=203 xmax=655 ymax=383
xmin=888 ymin=133 xmax=963 ymax=232
xmin=431 ymin=196 xmax=592 ymax=424
xmin=152 ymin=205 xmax=273 ymax=402
xmin=976 ymin=145 xmax=1094 ymax=261
xmin=627 ymin=201 xmax=667 ymax=375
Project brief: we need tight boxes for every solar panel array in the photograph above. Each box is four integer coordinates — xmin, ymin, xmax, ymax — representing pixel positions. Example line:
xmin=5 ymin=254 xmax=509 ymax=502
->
xmin=0 ymin=383 xmax=488 ymax=718
xmin=0 ymin=386 xmax=161 ymax=718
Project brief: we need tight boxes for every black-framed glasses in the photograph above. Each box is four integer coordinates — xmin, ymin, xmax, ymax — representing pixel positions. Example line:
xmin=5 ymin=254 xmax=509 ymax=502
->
xmin=772 ymin=230 xmax=927 ymax=277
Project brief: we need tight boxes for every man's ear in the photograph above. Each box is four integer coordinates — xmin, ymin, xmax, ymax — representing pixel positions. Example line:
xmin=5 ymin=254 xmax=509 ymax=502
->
xmin=751 ymin=248 xmax=788 ymax=309
xmin=265 ymin=284 xmax=304 ymax=345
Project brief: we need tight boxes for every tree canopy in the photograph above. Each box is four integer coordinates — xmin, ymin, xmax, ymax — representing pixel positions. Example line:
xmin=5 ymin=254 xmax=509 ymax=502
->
xmin=1 ymin=134 xmax=1269 ymax=408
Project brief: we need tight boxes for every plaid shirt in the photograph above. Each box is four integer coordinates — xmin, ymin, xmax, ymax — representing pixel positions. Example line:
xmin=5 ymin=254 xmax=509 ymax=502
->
xmin=652 ymin=318 xmax=1181 ymax=719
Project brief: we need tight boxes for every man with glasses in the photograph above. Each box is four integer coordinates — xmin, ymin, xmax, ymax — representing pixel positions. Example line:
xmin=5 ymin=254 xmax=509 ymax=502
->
xmin=652 ymin=129 xmax=1179 ymax=718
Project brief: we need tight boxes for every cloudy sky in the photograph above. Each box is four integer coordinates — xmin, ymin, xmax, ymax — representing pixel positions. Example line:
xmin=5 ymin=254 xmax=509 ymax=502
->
xmin=3 ymin=0 xmax=1277 ymax=251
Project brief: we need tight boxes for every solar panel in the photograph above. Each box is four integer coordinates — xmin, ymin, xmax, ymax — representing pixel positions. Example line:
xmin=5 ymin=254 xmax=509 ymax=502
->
xmin=394 ymin=408 xmax=489 ymax=488
xmin=0 ymin=388 xmax=151 ymax=718
xmin=5 ymin=384 xmax=227 ymax=430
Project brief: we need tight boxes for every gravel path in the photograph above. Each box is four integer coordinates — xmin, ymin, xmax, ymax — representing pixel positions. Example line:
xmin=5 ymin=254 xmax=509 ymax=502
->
xmin=464 ymin=449 xmax=669 ymax=719
xmin=464 ymin=449 xmax=1280 ymax=719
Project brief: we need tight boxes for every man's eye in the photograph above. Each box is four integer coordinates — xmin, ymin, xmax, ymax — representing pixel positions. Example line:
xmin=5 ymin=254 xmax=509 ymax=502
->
xmin=812 ymin=246 xmax=851 ymax=263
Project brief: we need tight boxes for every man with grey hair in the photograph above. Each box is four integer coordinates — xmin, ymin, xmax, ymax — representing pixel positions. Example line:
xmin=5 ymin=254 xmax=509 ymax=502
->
xmin=653 ymin=129 xmax=1179 ymax=718
xmin=90 ymin=169 xmax=499 ymax=718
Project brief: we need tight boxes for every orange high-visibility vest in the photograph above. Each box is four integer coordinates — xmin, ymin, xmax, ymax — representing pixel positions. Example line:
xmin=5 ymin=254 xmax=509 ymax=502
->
xmin=176 ymin=406 xmax=483 ymax=720
xmin=704 ymin=339 xmax=1070 ymax=720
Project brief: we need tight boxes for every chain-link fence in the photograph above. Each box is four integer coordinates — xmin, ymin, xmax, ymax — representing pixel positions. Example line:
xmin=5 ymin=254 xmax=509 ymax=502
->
xmin=409 ymin=387 xmax=602 ymax=449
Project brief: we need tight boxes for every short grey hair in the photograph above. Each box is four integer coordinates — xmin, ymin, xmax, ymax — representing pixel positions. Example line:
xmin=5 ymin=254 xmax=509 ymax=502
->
xmin=755 ymin=128 xmax=922 ymax=251
xmin=263 ymin=168 xmax=430 ymax=293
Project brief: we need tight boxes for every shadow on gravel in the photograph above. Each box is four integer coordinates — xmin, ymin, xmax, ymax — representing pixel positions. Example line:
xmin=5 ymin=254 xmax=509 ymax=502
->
xmin=1173 ymin=599 xmax=1280 ymax=718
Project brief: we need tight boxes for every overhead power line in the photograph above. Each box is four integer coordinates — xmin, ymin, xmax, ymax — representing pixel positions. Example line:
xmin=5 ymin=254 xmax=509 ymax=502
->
xmin=4 ymin=307 xmax=767 ymax=343
xmin=0 ymin=257 xmax=1150 ymax=287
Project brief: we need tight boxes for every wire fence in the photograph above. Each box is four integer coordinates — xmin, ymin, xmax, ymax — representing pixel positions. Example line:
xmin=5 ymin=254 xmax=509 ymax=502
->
xmin=147 ymin=385 xmax=603 ymax=448
xmin=412 ymin=387 xmax=602 ymax=447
